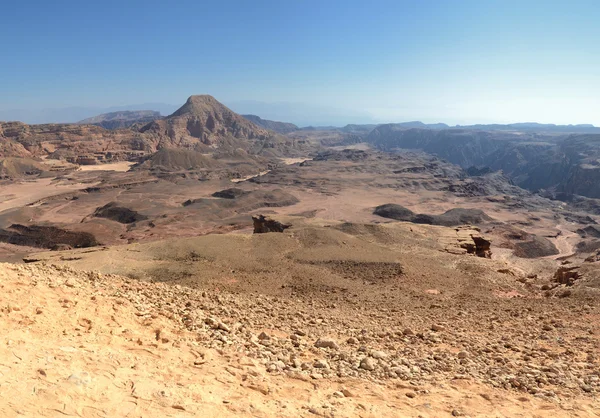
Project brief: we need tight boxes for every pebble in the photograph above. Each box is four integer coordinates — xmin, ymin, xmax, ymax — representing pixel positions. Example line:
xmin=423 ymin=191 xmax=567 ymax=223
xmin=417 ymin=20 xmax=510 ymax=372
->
xmin=371 ymin=350 xmax=388 ymax=359
xmin=341 ymin=388 xmax=355 ymax=398
xmin=314 ymin=359 xmax=330 ymax=369
xmin=315 ymin=337 xmax=339 ymax=350
xmin=360 ymin=357 xmax=376 ymax=371
xmin=68 ymin=372 xmax=91 ymax=386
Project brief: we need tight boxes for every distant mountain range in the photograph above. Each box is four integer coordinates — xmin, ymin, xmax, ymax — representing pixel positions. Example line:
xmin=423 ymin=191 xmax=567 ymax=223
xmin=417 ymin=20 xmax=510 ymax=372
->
xmin=241 ymin=114 xmax=298 ymax=134
xmin=0 ymin=103 xmax=178 ymax=124
xmin=78 ymin=110 xmax=161 ymax=129
xmin=2 ymin=100 xmax=599 ymax=134
xmin=343 ymin=121 xmax=600 ymax=134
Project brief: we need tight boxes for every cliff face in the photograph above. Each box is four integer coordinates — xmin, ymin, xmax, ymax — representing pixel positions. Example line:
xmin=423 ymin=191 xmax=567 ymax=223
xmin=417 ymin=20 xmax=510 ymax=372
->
xmin=0 ymin=120 xmax=149 ymax=161
xmin=367 ymin=126 xmax=600 ymax=200
xmin=368 ymin=126 xmax=511 ymax=167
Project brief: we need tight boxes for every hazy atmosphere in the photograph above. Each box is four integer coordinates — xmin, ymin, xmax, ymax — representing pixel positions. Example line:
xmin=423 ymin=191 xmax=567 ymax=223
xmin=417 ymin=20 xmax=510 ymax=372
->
xmin=2 ymin=0 xmax=599 ymax=125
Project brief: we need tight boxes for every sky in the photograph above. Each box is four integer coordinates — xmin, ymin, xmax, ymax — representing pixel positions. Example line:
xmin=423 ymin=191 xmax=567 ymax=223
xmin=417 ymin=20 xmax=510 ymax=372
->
xmin=1 ymin=0 xmax=599 ymax=126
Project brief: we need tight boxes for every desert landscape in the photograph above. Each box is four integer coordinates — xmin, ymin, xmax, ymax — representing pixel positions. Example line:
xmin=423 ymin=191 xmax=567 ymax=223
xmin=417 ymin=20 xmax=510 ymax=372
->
xmin=1 ymin=94 xmax=600 ymax=417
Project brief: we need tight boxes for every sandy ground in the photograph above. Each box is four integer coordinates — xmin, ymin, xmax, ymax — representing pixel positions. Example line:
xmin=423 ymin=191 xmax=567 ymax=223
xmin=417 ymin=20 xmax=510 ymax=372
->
xmin=0 ymin=178 xmax=92 ymax=214
xmin=281 ymin=157 xmax=311 ymax=165
xmin=78 ymin=161 xmax=134 ymax=172
xmin=2 ymin=262 xmax=599 ymax=417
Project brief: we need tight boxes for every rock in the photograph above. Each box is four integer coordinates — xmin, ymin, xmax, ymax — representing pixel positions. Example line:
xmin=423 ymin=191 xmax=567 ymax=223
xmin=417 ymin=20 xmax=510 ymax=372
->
xmin=457 ymin=351 xmax=469 ymax=359
xmin=258 ymin=332 xmax=270 ymax=340
xmin=92 ymin=202 xmax=147 ymax=224
xmin=332 ymin=391 xmax=345 ymax=398
xmin=371 ymin=350 xmax=388 ymax=359
xmin=341 ymin=388 xmax=356 ymax=398
xmin=314 ymin=359 xmax=330 ymax=369
xmin=67 ymin=372 xmax=91 ymax=386
xmin=403 ymin=328 xmax=415 ymax=336
xmin=360 ymin=357 xmax=376 ymax=371
xmin=217 ymin=322 xmax=231 ymax=332
xmin=452 ymin=409 xmax=463 ymax=416
xmin=252 ymin=215 xmax=291 ymax=233
xmin=406 ymin=391 xmax=416 ymax=398
xmin=315 ymin=338 xmax=339 ymax=350
xmin=431 ymin=324 xmax=445 ymax=332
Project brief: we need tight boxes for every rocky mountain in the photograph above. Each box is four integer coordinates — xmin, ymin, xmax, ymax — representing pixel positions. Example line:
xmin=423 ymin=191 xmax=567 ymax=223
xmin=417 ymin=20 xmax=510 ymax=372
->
xmin=242 ymin=114 xmax=298 ymax=134
xmin=139 ymin=95 xmax=308 ymax=157
xmin=78 ymin=110 xmax=161 ymax=129
xmin=0 ymin=95 xmax=312 ymax=164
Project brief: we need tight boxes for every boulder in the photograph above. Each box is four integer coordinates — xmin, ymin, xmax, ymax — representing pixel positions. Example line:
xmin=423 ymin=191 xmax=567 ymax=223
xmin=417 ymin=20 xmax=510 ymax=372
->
xmin=252 ymin=215 xmax=291 ymax=233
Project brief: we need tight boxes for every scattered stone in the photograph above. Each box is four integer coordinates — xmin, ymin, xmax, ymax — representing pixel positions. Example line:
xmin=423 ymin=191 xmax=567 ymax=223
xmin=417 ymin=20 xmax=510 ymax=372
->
xmin=360 ymin=357 xmax=376 ymax=371
xmin=341 ymin=388 xmax=355 ymax=398
xmin=371 ymin=350 xmax=388 ymax=359
xmin=314 ymin=359 xmax=330 ymax=369
xmin=315 ymin=337 xmax=339 ymax=350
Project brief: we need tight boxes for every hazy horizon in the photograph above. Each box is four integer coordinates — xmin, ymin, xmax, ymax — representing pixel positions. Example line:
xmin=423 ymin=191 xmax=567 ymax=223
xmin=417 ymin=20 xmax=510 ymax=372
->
xmin=2 ymin=0 xmax=599 ymax=126
xmin=1 ymin=98 xmax=599 ymax=128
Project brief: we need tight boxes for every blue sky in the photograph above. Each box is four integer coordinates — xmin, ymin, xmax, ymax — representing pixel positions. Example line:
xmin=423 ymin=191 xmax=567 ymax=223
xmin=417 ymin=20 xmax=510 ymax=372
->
xmin=1 ymin=0 xmax=599 ymax=125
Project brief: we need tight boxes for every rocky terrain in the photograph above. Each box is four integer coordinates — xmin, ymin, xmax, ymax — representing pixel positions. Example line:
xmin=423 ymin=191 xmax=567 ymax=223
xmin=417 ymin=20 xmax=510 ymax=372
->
xmin=0 ymin=95 xmax=314 ymax=176
xmin=365 ymin=125 xmax=600 ymax=204
xmin=3 ymin=218 xmax=600 ymax=416
xmin=4 ymin=100 xmax=600 ymax=416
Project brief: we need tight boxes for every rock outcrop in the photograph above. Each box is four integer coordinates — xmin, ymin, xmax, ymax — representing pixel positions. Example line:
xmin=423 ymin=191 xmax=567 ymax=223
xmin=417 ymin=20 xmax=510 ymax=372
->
xmin=92 ymin=202 xmax=147 ymax=224
xmin=374 ymin=204 xmax=492 ymax=226
xmin=0 ymin=224 xmax=99 ymax=249
xmin=252 ymin=215 xmax=291 ymax=233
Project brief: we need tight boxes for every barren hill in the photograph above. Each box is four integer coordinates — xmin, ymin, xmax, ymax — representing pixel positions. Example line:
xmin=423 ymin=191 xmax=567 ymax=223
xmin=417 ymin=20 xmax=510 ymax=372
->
xmin=139 ymin=95 xmax=272 ymax=149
